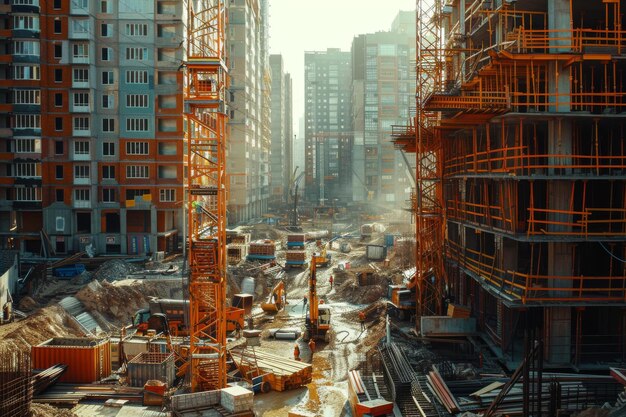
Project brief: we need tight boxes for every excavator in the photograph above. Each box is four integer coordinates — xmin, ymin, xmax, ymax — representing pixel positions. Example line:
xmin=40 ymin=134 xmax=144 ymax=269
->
xmin=304 ymin=258 xmax=332 ymax=342
xmin=261 ymin=281 xmax=287 ymax=313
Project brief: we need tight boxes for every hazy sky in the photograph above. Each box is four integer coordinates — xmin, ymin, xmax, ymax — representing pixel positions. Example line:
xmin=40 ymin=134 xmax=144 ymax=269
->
xmin=268 ymin=0 xmax=415 ymax=134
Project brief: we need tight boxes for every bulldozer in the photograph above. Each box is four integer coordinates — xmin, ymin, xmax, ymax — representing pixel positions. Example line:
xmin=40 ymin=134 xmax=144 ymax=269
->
xmin=261 ymin=281 xmax=287 ymax=313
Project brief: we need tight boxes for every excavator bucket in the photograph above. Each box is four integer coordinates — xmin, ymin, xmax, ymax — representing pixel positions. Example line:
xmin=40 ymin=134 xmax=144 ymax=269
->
xmin=261 ymin=303 xmax=280 ymax=313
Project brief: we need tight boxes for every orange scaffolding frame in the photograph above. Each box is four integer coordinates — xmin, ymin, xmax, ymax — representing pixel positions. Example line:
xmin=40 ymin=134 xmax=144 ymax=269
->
xmin=184 ymin=0 xmax=228 ymax=392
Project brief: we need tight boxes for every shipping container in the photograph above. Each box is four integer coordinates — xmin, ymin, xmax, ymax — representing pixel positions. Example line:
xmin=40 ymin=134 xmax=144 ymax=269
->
xmin=32 ymin=337 xmax=111 ymax=383
xmin=366 ymin=245 xmax=387 ymax=261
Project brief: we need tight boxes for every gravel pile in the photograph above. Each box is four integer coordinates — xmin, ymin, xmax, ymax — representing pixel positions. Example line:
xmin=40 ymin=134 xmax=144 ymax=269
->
xmin=92 ymin=259 xmax=140 ymax=281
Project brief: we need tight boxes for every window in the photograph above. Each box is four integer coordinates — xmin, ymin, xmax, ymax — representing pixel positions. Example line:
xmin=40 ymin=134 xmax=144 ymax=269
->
xmin=126 ymin=165 xmax=149 ymax=178
xmin=126 ymin=70 xmax=148 ymax=84
xmin=101 ymin=0 xmax=112 ymax=13
xmin=14 ymin=15 xmax=39 ymax=30
xmin=73 ymin=68 xmax=89 ymax=83
xmin=13 ymin=89 xmax=40 ymax=104
xmin=15 ymin=187 xmax=41 ymax=201
xmin=54 ymin=69 xmax=62 ymax=82
xmin=55 ymin=117 xmax=63 ymax=131
xmin=125 ymin=23 xmax=148 ymax=36
xmin=101 ymin=47 xmax=112 ymax=61
xmin=102 ymin=94 xmax=114 ymax=108
xmin=102 ymin=118 xmax=115 ymax=132
xmin=13 ymin=65 xmax=40 ymax=80
xmin=13 ymin=41 xmax=39 ymax=56
xmin=126 ymin=118 xmax=149 ymax=132
xmin=125 ymin=47 xmax=148 ymax=61
xmin=160 ymin=189 xmax=175 ymax=202
xmin=102 ymin=71 xmax=114 ymax=84
xmin=74 ymin=141 xmax=89 ymax=155
xmin=100 ymin=23 xmax=112 ymax=37
xmin=73 ymin=92 xmax=89 ymax=107
xmin=102 ymin=165 xmax=115 ymax=179
xmin=74 ymin=189 xmax=90 ymax=202
xmin=15 ymin=138 xmax=40 ymax=153
xmin=72 ymin=43 xmax=89 ymax=58
xmin=126 ymin=189 xmax=149 ymax=200
xmin=14 ymin=162 xmax=40 ymax=177
xmin=72 ymin=0 xmax=89 ymax=8
xmin=103 ymin=142 xmax=115 ymax=156
xmin=74 ymin=165 xmax=90 ymax=179
xmin=72 ymin=19 xmax=90 ymax=34
xmin=53 ymin=0 xmax=62 ymax=8
xmin=53 ymin=19 xmax=62 ymax=34
xmin=126 ymin=141 xmax=148 ymax=155
xmin=55 ymin=189 xmax=64 ymax=202
xmin=73 ymin=116 xmax=89 ymax=131
xmin=102 ymin=188 xmax=116 ymax=202
xmin=158 ymin=142 xmax=177 ymax=156
xmin=55 ymin=141 xmax=64 ymax=155
xmin=126 ymin=94 xmax=149 ymax=108
xmin=55 ymin=165 xmax=63 ymax=179
xmin=14 ymin=114 xmax=40 ymax=129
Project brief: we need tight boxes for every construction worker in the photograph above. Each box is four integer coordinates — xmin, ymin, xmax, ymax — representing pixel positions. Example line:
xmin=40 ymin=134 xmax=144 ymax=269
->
xmin=302 ymin=295 xmax=308 ymax=312
xmin=359 ymin=310 xmax=366 ymax=331
xmin=308 ymin=338 xmax=316 ymax=357
xmin=294 ymin=343 xmax=301 ymax=361
xmin=329 ymin=275 xmax=334 ymax=289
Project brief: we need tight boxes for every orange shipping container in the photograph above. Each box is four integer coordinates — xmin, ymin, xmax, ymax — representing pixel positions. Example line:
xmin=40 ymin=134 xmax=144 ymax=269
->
xmin=31 ymin=338 xmax=111 ymax=383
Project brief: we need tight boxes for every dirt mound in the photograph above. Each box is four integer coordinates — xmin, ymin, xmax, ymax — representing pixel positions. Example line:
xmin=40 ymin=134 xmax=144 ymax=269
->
xmin=18 ymin=296 xmax=39 ymax=311
xmin=330 ymin=273 xmax=387 ymax=304
xmin=0 ymin=305 xmax=83 ymax=353
xmin=92 ymin=259 xmax=140 ymax=281
xmin=31 ymin=403 xmax=77 ymax=417
xmin=75 ymin=279 xmax=173 ymax=326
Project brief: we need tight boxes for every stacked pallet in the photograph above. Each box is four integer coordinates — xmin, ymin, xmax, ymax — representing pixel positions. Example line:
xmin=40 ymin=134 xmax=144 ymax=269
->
xmin=230 ymin=233 xmax=251 ymax=245
xmin=229 ymin=347 xmax=312 ymax=391
xmin=286 ymin=234 xmax=306 ymax=249
xmin=247 ymin=240 xmax=276 ymax=261
xmin=286 ymin=234 xmax=307 ymax=268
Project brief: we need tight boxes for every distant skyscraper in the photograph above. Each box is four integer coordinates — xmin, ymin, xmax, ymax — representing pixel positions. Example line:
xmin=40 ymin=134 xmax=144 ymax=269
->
xmin=269 ymin=55 xmax=293 ymax=206
xmin=304 ymin=49 xmax=353 ymax=205
xmin=351 ymin=11 xmax=416 ymax=203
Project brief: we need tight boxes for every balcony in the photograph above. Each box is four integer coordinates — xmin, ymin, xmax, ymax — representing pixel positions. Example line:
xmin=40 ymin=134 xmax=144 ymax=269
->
xmin=70 ymin=55 xmax=92 ymax=65
xmin=12 ymin=53 xmax=39 ymax=64
xmin=73 ymin=200 xmax=91 ymax=209
xmin=72 ymin=79 xmax=90 ymax=89
xmin=72 ymin=127 xmax=90 ymax=137
xmin=70 ymin=103 xmax=91 ymax=113
xmin=12 ymin=127 xmax=41 ymax=136
xmin=70 ymin=0 xmax=89 ymax=15
xmin=11 ymin=1 xmax=39 ymax=13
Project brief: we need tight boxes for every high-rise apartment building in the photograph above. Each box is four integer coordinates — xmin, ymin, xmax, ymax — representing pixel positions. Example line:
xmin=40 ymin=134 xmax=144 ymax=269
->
xmin=351 ymin=11 xmax=415 ymax=203
xmin=227 ymin=0 xmax=270 ymax=223
xmin=304 ymin=48 xmax=352 ymax=205
xmin=269 ymin=54 xmax=293 ymax=207
xmin=0 ymin=0 xmax=184 ymax=256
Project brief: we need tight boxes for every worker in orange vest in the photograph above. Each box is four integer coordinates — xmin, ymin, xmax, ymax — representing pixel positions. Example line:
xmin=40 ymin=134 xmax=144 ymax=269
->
xmin=359 ymin=311 xmax=366 ymax=331
xmin=293 ymin=343 xmax=301 ymax=361
xmin=308 ymin=339 xmax=316 ymax=360
xmin=329 ymin=275 xmax=334 ymax=289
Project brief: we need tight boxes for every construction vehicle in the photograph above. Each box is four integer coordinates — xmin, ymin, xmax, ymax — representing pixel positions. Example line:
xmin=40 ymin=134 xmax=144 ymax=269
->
xmin=132 ymin=298 xmax=246 ymax=336
xmin=261 ymin=281 xmax=287 ymax=313
xmin=386 ymin=285 xmax=416 ymax=320
xmin=304 ymin=259 xmax=332 ymax=342
xmin=312 ymin=236 xmax=340 ymax=267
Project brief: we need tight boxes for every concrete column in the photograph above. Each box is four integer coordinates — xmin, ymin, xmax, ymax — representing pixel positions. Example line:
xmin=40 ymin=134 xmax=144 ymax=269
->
xmin=150 ymin=205 xmax=157 ymax=254
xmin=120 ymin=208 xmax=127 ymax=254
xmin=548 ymin=0 xmax=572 ymax=51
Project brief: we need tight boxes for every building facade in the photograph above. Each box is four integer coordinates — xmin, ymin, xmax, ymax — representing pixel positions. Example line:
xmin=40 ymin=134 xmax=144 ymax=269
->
xmin=0 ymin=0 xmax=184 ymax=256
xmin=304 ymin=48 xmax=352 ymax=205
xmin=351 ymin=11 xmax=415 ymax=203
xmin=269 ymin=54 xmax=293 ymax=207
xmin=227 ymin=0 xmax=270 ymax=224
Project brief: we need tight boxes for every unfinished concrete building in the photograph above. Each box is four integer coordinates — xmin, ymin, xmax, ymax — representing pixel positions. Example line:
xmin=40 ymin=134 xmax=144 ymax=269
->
xmin=395 ymin=0 xmax=626 ymax=368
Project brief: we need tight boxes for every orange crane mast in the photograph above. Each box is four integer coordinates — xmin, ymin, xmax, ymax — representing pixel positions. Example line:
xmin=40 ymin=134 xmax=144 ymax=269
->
xmin=184 ymin=0 xmax=228 ymax=392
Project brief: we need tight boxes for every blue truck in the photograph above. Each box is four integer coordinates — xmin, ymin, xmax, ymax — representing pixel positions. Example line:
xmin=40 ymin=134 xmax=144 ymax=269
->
xmin=53 ymin=263 xmax=86 ymax=278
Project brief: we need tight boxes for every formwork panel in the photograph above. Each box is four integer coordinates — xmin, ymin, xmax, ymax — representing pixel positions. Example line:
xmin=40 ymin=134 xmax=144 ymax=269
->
xmin=127 ymin=352 xmax=175 ymax=388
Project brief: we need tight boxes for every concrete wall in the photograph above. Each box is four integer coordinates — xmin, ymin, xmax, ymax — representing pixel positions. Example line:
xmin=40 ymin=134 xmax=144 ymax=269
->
xmin=0 ymin=255 xmax=18 ymax=323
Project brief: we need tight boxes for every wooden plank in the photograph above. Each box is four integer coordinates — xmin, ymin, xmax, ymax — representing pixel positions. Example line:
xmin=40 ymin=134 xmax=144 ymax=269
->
xmin=470 ymin=381 xmax=505 ymax=398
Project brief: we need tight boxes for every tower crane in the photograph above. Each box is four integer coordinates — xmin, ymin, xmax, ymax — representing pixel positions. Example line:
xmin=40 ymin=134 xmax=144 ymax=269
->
xmin=184 ymin=0 xmax=228 ymax=392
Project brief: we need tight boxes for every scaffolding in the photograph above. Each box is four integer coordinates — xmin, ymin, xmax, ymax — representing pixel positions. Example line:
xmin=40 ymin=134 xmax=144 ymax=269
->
xmin=396 ymin=0 xmax=626 ymax=365
xmin=185 ymin=0 xmax=228 ymax=391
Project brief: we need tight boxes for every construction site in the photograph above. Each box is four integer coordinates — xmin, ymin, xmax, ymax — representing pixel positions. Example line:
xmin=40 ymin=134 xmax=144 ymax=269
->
xmin=2 ymin=0 xmax=626 ymax=416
